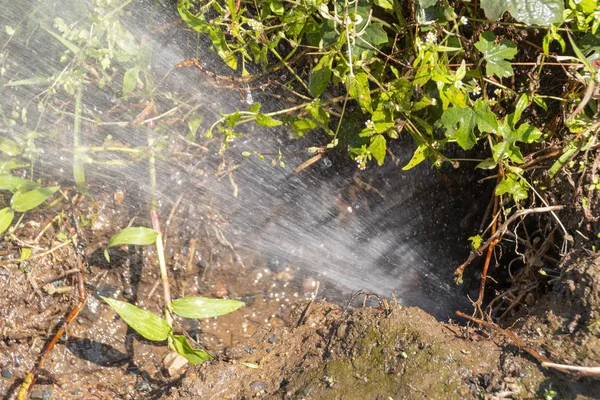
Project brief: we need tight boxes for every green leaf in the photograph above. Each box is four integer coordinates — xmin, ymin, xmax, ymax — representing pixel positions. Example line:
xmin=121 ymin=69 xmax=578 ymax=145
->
xmin=309 ymin=53 xmax=333 ymax=97
xmin=171 ymin=297 xmax=244 ymax=319
xmin=249 ymin=102 xmax=261 ymax=113
xmin=122 ymin=67 xmax=140 ymax=97
xmin=476 ymin=157 xmax=497 ymax=170
xmin=549 ymin=142 xmax=578 ymax=178
xmin=269 ymin=0 xmax=284 ymax=15
xmin=495 ymin=174 xmax=528 ymax=201
xmin=373 ymin=0 xmax=393 ymax=9
xmin=45 ymin=28 xmax=81 ymax=54
xmin=256 ymin=113 xmax=282 ymax=127
xmin=101 ymin=297 xmax=171 ymax=341
xmin=419 ymin=0 xmax=437 ymax=8
xmin=0 ymin=174 xmax=32 ymax=192
xmin=368 ymin=134 xmax=386 ymax=166
xmin=0 ymin=157 xmax=28 ymax=173
xmin=347 ymin=72 xmax=373 ymax=113
xmin=480 ymin=0 xmax=563 ymax=25
xmin=0 ymin=137 xmax=22 ymax=156
xmin=107 ymin=227 xmax=158 ymax=248
xmin=0 ymin=207 xmax=14 ymax=234
xmin=469 ymin=235 xmax=483 ymax=249
xmin=11 ymin=186 xmax=60 ymax=212
xmin=169 ymin=335 xmax=211 ymax=365
xmin=402 ymin=144 xmax=427 ymax=170
xmin=441 ymin=99 xmax=498 ymax=150
xmin=474 ymin=32 xmax=517 ymax=78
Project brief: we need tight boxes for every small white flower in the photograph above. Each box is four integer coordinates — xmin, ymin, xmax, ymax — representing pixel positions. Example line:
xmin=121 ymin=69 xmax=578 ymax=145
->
xmin=248 ymin=19 xmax=262 ymax=30
xmin=494 ymin=88 xmax=502 ymax=97
xmin=460 ymin=16 xmax=468 ymax=26
xmin=472 ymin=86 xmax=481 ymax=96
xmin=454 ymin=80 xmax=463 ymax=89
xmin=365 ymin=119 xmax=375 ymax=129
xmin=594 ymin=10 xmax=600 ymax=21
xmin=355 ymin=154 xmax=367 ymax=170
xmin=489 ymin=97 xmax=497 ymax=106
xmin=416 ymin=38 xmax=425 ymax=51
xmin=426 ymin=31 xmax=437 ymax=45
xmin=431 ymin=98 xmax=437 ymax=106
xmin=431 ymin=141 xmax=440 ymax=149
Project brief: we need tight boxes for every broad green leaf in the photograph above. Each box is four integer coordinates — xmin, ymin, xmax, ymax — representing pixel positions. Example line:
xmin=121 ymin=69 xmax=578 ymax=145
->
xmin=306 ymin=100 xmax=331 ymax=129
xmin=347 ymin=72 xmax=373 ymax=113
xmin=0 ymin=137 xmax=21 ymax=156
xmin=169 ymin=335 xmax=211 ymax=365
xmin=171 ymin=297 xmax=244 ymax=319
xmin=441 ymin=99 xmax=498 ymax=150
xmin=368 ymin=134 xmax=386 ymax=166
xmin=309 ymin=53 xmax=333 ymax=97
xmin=0 ymin=174 xmax=32 ymax=192
xmin=249 ymin=102 xmax=261 ymax=113
xmin=353 ymin=23 xmax=388 ymax=57
xmin=0 ymin=207 xmax=14 ymax=234
xmin=476 ymin=157 xmax=497 ymax=170
xmin=480 ymin=0 xmax=563 ymax=25
xmin=474 ymin=32 xmax=517 ymax=78
xmin=256 ymin=113 xmax=282 ymax=127
xmin=419 ymin=0 xmax=437 ymax=8
xmin=269 ymin=0 xmax=284 ymax=16
xmin=122 ymin=67 xmax=140 ymax=97
xmin=107 ymin=227 xmax=158 ymax=248
xmin=11 ymin=186 xmax=60 ymax=212
xmin=495 ymin=174 xmax=528 ymax=201
xmin=101 ymin=297 xmax=171 ymax=341
xmin=402 ymin=144 xmax=427 ymax=170
xmin=0 ymin=157 xmax=28 ymax=173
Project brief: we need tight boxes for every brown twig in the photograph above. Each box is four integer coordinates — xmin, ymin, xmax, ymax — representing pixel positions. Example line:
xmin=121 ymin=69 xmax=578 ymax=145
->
xmin=455 ymin=311 xmax=571 ymax=375
xmin=455 ymin=206 xmax=564 ymax=281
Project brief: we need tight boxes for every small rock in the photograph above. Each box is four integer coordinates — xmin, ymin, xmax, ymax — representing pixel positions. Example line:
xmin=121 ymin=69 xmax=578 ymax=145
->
xmin=250 ymin=381 xmax=267 ymax=391
xmin=212 ymin=281 xmax=228 ymax=298
xmin=267 ymin=335 xmax=277 ymax=344
xmin=163 ymin=352 xmax=189 ymax=377
xmin=336 ymin=323 xmax=348 ymax=339
xmin=1 ymin=368 xmax=13 ymax=379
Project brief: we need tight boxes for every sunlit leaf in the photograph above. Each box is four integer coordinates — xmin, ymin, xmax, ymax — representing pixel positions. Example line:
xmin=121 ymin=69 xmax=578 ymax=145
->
xmin=495 ymin=174 xmax=528 ymax=201
xmin=474 ymin=32 xmax=517 ymax=78
xmin=309 ymin=53 xmax=333 ymax=97
xmin=255 ymin=113 xmax=282 ymax=127
xmin=347 ymin=72 xmax=373 ymax=113
xmin=169 ymin=334 xmax=211 ymax=365
xmin=368 ymin=134 xmax=386 ymax=166
xmin=107 ymin=227 xmax=158 ymax=248
xmin=0 ymin=207 xmax=14 ymax=234
xmin=101 ymin=297 xmax=171 ymax=341
xmin=441 ymin=99 xmax=498 ymax=150
xmin=402 ymin=144 xmax=427 ymax=170
xmin=171 ymin=296 xmax=244 ymax=319
xmin=480 ymin=0 xmax=563 ymax=26
xmin=269 ymin=0 xmax=284 ymax=15
xmin=11 ymin=186 xmax=60 ymax=213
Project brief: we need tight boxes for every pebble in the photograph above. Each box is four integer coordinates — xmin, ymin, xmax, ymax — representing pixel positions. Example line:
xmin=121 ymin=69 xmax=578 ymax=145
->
xmin=267 ymin=335 xmax=277 ymax=344
xmin=1 ymin=368 xmax=13 ymax=379
xmin=212 ymin=281 xmax=228 ymax=298
xmin=29 ymin=389 xmax=51 ymax=400
xmin=250 ymin=380 xmax=267 ymax=391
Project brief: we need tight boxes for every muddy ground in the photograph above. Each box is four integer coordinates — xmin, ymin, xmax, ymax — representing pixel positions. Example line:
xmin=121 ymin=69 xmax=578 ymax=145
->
xmin=1 ymin=180 xmax=599 ymax=399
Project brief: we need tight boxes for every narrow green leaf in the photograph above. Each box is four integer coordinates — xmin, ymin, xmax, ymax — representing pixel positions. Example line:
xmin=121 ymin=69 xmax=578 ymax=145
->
xmin=171 ymin=297 xmax=244 ymax=319
xmin=101 ymin=297 xmax=171 ymax=341
xmin=255 ymin=113 xmax=282 ymax=127
xmin=309 ymin=53 xmax=333 ymax=97
xmin=169 ymin=335 xmax=211 ymax=365
xmin=0 ymin=157 xmax=28 ymax=173
xmin=11 ymin=186 xmax=60 ymax=213
xmin=45 ymin=28 xmax=81 ymax=54
xmin=549 ymin=143 xmax=578 ymax=178
xmin=346 ymin=72 xmax=373 ymax=113
xmin=107 ymin=227 xmax=158 ymax=249
xmin=0 ymin=207 xmax=14 ymax=234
